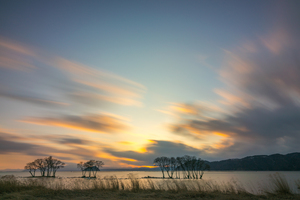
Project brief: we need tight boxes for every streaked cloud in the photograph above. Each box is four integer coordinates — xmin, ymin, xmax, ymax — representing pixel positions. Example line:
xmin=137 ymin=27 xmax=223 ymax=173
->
xmin=0 ymin=38 xmax=36 ymax=57
xmin=117 ymin=141 xmax=135 ymax=145
xmin=0 ymin=38 xmax=36 ymax=71
xmin=0 ymin=130 xmax=140 ymax=169
xmin=214 ymin=89 xmax=250 ymax=108
xmin=0 ymin=131 xmax=60 ymax=157
xmin=169 ymin=103 xmax=199 ymax=115
xmin=158 ymin=102 xmax=224 ymax=119
xmin=0 ymin=91 xmax=68 ymax=107
xmin=105 ymin=140 xmax=206 ymax=165
xmin=70 ymin=92 xmax=142 ymax=107
xmin=0 ymin=37 xmax=146 ymax=109
xmin=169 ymin=23 xmax=300 ymax=159
xmin=1 ymin=1 xmax=300 ymax=170
xmin=0 ymin=37 xmax=147 ymax=169
xmin=21 ymin=113 xmax=130 ymax=134
xmin=53 ymin=57 xmax=146 ymax=107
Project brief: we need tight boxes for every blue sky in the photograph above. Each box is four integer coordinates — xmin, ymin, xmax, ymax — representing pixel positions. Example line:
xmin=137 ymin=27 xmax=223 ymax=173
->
xmin=1 ymin=0 xmax=300 ymax=170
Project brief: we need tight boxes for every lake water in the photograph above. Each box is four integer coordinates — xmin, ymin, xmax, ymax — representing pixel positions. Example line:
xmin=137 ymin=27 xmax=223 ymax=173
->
xmin=1 ymin=171 xmax=300 ymax=194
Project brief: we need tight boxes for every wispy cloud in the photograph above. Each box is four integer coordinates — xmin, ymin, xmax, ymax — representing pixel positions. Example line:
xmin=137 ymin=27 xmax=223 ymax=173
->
xmin=168 ymin=16 xmax=300 ymax=159
xmin=0 ymin=129 xmax=142 ymax=169
xmin=0 ymin=91 xmax=68 ymax=107
xmin=0 ymin=37 xmax=149 ymax=169
xmin=157 ymin=102 xmax=224 ymax=119
xmin=0 ymin=37 xmax=146 ymax=109
xmin=21 ymin=113 xmax=130 ymax=134
xmin=105 ymin=140 xmax=205 ymax=165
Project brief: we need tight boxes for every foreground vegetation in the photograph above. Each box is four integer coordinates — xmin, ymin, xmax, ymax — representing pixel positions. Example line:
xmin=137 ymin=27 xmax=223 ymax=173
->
xmin=1 ymin=173 xmax=300 ymax=199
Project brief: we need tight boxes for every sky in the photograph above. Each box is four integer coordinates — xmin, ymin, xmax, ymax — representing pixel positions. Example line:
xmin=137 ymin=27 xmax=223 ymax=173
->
xmin=1 ymin=0 xmax=300 ymax=170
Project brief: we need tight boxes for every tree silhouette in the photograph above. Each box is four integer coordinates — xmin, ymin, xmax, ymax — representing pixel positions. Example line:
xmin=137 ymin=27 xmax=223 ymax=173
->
xmin=154 ymin=157 xmax=165 ymax=178
xmin=34 ymin=158 xmax=46 ymax=176
xmin=78 ymin=160 xmax=104 ymax=178
xmin=77 ymin=161 xmax=86 ymax=177
xmin=24 ymin=156 xmax=65 ymax=177
xmin=51 ymin=157 xmax=65 ymax=177
xmin=24 ymin=162 xmax=37 ymax=177
xmin=154 ymin=155 xmax=210 ymax=179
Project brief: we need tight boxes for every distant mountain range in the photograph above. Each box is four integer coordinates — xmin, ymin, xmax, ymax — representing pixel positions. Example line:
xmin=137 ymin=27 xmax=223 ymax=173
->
xmin=206 ymin=152 xmax=300 ymax=171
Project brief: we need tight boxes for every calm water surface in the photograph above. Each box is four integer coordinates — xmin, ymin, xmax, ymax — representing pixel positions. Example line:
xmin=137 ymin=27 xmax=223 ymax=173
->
xmin=1 ymin=171 xmax=300 ymax=193
xmin=1 ymin=170 xmax=300 ymax=182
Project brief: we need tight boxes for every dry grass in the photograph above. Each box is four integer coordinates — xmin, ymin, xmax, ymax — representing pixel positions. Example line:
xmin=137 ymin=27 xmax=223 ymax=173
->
xmin=296 ymin=179 xmax=300 ymax=191
xmin=0 ymin=175 xmax=46 ymax=194
xmin=264 ymin=173 xmax=293 ymax=195
xmin=1 ymin=173 xmax=300 ymax=199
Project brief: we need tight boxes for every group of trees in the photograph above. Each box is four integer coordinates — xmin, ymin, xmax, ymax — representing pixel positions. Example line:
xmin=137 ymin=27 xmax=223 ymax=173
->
xmin=25 ymin=155 xmax=208 ymax=179
xmin=24 ymin=157 xmax=104 ymax=178
xmin=153 ymin=155 xmax=210 ymax=179
xmin=24 ymin=156 xmax=65 ymax=177
xmin=77 ymin=160 xmax=104 ymax=178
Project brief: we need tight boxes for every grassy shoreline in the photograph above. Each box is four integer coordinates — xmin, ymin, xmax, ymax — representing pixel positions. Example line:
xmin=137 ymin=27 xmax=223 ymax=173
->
xmin=1 ymin=173 xmax=300 ymax=199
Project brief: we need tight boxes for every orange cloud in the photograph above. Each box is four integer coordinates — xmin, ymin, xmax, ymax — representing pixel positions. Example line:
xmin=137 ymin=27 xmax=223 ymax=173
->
xmin=169 ymin=103 xmax=199 ymax=115
xmin=21 ymin=114 xmax=130 ymax=134
xmin=53 ymin=57 xmax=146 ymax=107
xmin=215 ymin=89 xmax=250 ymax=108
xmin=147 ymin=140 xmax=158 ymax=144
xmin=95 ymin=152 xmax=137 ymax=162
xmin=118 ymin=163 xmax=157 ymax=168
xmin=137 ymin=147 xmax=148 ymax=153
xmin=158 ymin=102 xmax=226 ymax=121
xmin=210 ymin=139 xmax=234 ymax=150
xmin=75 ymin=80 xmax=141 ymax=98
xmin=213 ymin=132 xmax=230 ymax=138
xmin=117 ymin=141 xmax=134 ymax=145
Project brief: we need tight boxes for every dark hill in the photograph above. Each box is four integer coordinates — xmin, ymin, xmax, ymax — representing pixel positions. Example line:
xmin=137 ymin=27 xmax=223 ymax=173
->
xmin=207 ymin=152 xmax=300 ymax=171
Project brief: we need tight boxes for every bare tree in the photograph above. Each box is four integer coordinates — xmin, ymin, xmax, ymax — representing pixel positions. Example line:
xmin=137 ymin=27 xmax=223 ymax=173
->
xmin=154 ymin=155 xmax=210 ymax=179
xmin=169 ymin=157 xmax=177 ymax=178
xmin=161 ymin=157 xmax=171 ymax=178
xmin=52 ymin=158 xmax=65 ymax=177
xmin=77 ymin=161 xmax=86 ymax=177
xmin=179 ymin=156 xmax=210 ymax=179
xmin=34 ymin=158 xmax=46 ymax=176
xmin=176 ymin=157 xmax=182 ymax=179
xmin=25 ymin=156 xmax=65 ymax=177
xmin=154 ymin=157 xmax=165 ymax=178
xmin=78 ymin=160 xmax=104 ymax=178
xmin=24 ymin=162 xmax=37 ymax=177
xmin=44 ymin=156 xmax=54 ymax=177
xmin=95 ymin=160 xmax=104 ymax=169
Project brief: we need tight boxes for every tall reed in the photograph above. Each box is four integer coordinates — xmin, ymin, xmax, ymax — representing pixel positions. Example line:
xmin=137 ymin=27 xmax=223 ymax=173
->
xmin=128 ymin=173 xmax=141 ymax=192
xmin=264 ymin=173 xmax=292 ymax=195
xmin=1 ymin=173 xmax=299 ymax=197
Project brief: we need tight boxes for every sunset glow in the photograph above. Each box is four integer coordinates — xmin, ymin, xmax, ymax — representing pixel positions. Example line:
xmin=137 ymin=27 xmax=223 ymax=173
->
xmin=1 ymin=0 xmax=300 ymax=171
